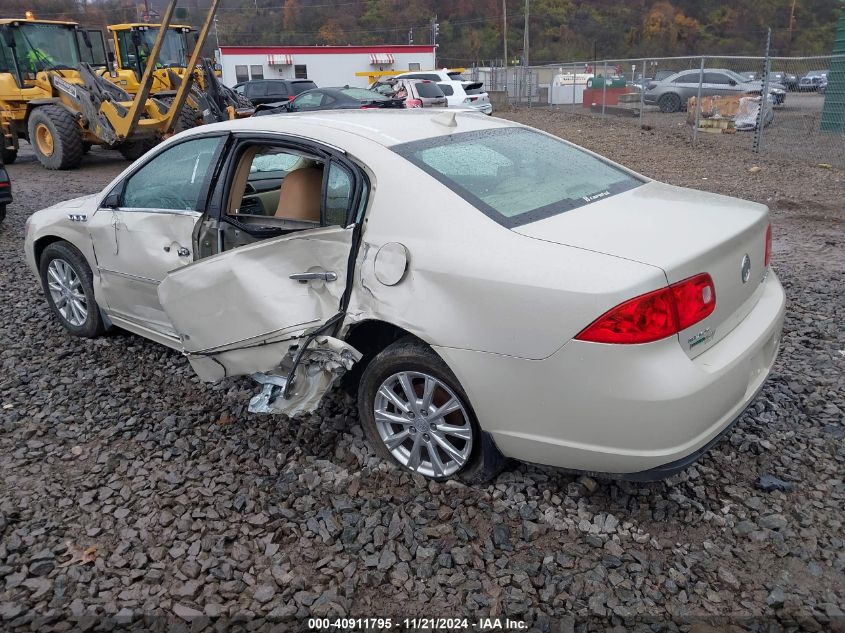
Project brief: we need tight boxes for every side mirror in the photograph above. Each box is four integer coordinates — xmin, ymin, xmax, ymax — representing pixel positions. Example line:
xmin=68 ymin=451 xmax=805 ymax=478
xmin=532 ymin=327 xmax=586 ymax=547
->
xmin=101 ymin=191 xmax=121 ymax=209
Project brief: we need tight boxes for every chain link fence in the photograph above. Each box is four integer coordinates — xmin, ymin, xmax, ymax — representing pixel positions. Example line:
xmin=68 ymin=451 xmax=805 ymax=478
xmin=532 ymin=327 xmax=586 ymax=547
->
xmin=470 ymin=54 xmax=845 ymax=167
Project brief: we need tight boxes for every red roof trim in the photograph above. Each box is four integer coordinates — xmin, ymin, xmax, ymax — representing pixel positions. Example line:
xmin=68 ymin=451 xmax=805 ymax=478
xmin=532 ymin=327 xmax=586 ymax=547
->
xmin=220 ymin=45 xmax=435 ymax=55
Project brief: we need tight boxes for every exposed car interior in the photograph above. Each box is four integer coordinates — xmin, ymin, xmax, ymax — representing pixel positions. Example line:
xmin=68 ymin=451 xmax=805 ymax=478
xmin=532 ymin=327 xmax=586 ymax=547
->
xmin=216 ymin=143 xmax=356 ymax=253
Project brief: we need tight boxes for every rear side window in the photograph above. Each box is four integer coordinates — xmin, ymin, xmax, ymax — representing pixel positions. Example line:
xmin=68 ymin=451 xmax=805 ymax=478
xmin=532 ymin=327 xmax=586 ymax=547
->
xmin=415 ymin=82 xmax=444 ymax=98
xmin=291 ymin=81 xmax=316 ymax=94
xmin=246 ymin=82 xmax=267 ymax=97
xmin=673 ymin=72 xmax=700 ymax=84
xmin=438 ymin=83 xmax=454 ymax=96
xmin=393 ymin=128 xmax=643 ymax=228
xmin=266 ymin=82 xmax=288 ymax=97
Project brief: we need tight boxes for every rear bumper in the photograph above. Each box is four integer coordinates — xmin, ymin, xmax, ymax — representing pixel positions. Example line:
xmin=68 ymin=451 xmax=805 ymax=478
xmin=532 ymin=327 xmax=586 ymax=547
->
xmin=436 ymin=271 xmax=785 ymax=476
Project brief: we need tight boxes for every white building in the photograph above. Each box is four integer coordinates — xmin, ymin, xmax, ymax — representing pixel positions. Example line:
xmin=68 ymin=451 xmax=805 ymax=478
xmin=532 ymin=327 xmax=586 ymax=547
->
xmin=219 ymin=45 xmax=437 ymax=88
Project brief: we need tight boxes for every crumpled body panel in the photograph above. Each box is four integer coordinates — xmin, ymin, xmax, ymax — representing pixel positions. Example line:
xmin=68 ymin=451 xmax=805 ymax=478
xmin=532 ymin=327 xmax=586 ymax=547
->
xmin=248 ymin=336 xmax=362 ymax=417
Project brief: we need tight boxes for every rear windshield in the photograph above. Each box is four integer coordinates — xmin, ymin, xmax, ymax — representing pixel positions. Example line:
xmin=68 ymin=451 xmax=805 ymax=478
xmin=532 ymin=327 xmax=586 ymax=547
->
xmin=340 ymin=87 xmax=385 ymax=100
xmin=464 ymin=85 xmax=484 ymax=95
xmin=416 ymin=82 xmax=445 ymax=98
xmin=291 ymin=81 xmax=317 ymax=95
xmin=393 ymin=128 xmax=643 ymax=228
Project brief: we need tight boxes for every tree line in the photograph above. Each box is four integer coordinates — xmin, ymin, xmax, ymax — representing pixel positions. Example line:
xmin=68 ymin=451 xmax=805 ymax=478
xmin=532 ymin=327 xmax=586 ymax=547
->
xmin=4 ymin=0 xmax=841 ymax=64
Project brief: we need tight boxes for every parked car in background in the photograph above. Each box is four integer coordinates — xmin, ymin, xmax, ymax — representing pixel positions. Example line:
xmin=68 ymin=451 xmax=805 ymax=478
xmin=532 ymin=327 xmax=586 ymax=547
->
xmin=232 ymin=79 xmax=318 ymax=105
xmin=396 ymin=69 xmax=470 ymax=82
xmin=254 ymin=87 xmax=404 ymax=115
xmin=436 ymin=80 xmax=493 ymax=115
xmin=798 ymin=70 xmax=828 ymax=92
xmin=371 ymin=78 xmax=448 ymax=108
xmin=24 ymin=110 xmax=784 ymax=482
xmin=740 ymin=71 xmax=759 ymax=81
xmin=644 ymin=69 xmax=786 ymax=112
xmin=818 ymin=76 xmax=829 ymax=94
xmin=0 ymin=159 xmax=11 ymax=223
xmin=769 ymin=71 xmax=798 ymax=91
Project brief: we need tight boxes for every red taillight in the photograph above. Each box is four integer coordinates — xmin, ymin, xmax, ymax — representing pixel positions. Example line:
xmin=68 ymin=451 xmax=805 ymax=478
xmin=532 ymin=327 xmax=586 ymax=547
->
xmin=575 ymin=273 xmax=716 ymax=344
xmin=764 ymin=223 xmax=772 ymax=268
xmin=405 ymin=98 xmax=422 ymax=108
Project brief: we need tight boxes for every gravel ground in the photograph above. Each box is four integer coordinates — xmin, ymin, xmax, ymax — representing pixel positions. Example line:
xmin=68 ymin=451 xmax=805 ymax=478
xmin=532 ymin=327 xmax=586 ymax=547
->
xmin=1 ymin=112 xmax=843 ymax=632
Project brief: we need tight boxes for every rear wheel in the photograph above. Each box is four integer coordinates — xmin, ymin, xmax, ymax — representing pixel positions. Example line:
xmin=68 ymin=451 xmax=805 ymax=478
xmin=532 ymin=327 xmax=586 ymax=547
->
xmin=39 ymin=241 xmax=105 ymax=338
xmin=658 ymin=92 xmax=682 ymax=113
xmin=358 ymin=339 xmax=506 ymax=482
xmin=27 ymin=106 xmax=84 ymax=170
xmin=1 ymin=147 xmax=16 ymax=164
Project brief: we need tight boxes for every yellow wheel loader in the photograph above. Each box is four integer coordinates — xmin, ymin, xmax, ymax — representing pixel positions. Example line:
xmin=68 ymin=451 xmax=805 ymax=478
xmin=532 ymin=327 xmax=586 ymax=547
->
xmin=0 ymin=0 xmax=221 ymax=170
xmin=102 ymin=22 xmax=252 ymax=130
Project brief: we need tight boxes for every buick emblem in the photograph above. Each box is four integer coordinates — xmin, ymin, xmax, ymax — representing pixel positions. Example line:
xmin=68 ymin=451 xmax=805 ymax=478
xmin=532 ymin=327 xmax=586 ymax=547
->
xmin=741 ymin=254 xmax=752 ymax=283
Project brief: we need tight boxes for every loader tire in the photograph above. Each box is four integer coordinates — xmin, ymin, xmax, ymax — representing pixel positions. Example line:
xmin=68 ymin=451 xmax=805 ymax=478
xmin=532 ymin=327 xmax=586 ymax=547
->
xmin=176 ymin=105 xmax=201 ymax=132
xmin=1 ymin=148 xmax=16 ymax=164
xmin=236 ymin=93 xmax=253 ymax=108
xmin=117 ymin=139 xmax=157 ymax=162
xmin=27 ymin=106 xmax=84 ymax=170
xmin=161 ymin=97 xmax=201 ymax=132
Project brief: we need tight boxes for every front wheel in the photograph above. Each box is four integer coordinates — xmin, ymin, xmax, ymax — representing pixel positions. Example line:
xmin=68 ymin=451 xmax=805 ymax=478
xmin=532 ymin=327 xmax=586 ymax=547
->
xmin=39 ymin=241 xmax=105 ymax=338
xmin=27 ymin=105 xmax=84 ymax=170
xmin=358 ymin=339 xmax=505 ymax=482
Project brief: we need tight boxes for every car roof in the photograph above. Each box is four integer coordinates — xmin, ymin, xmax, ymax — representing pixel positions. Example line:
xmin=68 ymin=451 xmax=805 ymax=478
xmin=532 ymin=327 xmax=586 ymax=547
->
xmin=184 ymin=109 xmax=519 ymax=148
xmin=246 ymin=78 xmax=314 ymax=83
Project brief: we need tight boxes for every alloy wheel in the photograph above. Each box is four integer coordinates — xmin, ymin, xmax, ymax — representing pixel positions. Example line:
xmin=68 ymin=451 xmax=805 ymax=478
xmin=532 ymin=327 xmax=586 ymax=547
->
xmin=374 ymin=371 xmax=473 ymax=478
xmin=47 ymin=258 xmax=88 ymax=326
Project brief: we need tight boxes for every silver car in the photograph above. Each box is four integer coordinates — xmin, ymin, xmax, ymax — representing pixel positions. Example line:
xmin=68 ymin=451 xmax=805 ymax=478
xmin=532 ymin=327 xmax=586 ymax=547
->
xmin=24 ymin=111 xmax=784 ymax=482
xmin=644 ymin=68 xmax=787 ymax=112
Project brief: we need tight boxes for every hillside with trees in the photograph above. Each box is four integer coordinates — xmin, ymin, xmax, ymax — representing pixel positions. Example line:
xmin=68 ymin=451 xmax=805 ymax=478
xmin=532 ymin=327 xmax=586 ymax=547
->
xmin=4 ymin=0 xmax=841 ymax=64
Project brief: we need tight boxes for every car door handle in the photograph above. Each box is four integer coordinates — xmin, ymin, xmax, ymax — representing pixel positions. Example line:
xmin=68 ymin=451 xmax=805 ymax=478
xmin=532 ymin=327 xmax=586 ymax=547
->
xmin=289 ymin=271 xmax=337 ymax=283
xmin=177 ymin=247 xmax=190 ymax=257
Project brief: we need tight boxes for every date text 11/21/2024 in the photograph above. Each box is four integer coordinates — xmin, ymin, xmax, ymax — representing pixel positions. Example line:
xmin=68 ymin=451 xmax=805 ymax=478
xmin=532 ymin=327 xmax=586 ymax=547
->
xmin=307 ymin=617 xmax=529 ymax=630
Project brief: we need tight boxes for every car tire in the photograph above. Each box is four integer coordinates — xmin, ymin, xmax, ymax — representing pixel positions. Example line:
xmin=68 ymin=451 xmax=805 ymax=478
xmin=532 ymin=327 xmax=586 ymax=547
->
xmin=117 ymin=139 xmax=157 ymax=162
xmin=39 ymin=241 xmax=105 ymax=338
xmin=27 ymin=105 xmax=84 ymax=170
xmin=358 ymin=338 xmax=506 ymax=483
xmin=0 ymin=204 xmax=5 ymax=223
xmin=658 ymin=93 xmax=682 ymax=113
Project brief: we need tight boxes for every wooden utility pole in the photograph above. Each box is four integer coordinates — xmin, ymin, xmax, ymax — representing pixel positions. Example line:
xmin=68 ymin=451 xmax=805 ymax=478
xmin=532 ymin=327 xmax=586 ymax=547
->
xmin=523 ymin=0 xmax=529 ymax=66
xmin=503 ymin=0 xmax=507 ymax=67
xmin=787 ymin=0 xmax=798 ymax=55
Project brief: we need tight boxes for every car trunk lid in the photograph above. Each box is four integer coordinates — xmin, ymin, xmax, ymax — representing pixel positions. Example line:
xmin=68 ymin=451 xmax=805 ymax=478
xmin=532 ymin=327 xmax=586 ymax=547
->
xmin=514 ymin=181 xmax=771 ymax=358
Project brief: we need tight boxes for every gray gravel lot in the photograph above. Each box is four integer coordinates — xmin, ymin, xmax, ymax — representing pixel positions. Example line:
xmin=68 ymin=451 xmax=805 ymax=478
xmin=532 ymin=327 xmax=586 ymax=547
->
xmin=1 ymin=111 xmax=843 ymax=631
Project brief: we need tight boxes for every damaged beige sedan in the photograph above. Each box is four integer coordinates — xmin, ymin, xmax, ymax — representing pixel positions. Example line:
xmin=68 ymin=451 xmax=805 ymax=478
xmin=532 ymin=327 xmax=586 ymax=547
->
xmin=25 ymin=110 xmax=785 ymax=482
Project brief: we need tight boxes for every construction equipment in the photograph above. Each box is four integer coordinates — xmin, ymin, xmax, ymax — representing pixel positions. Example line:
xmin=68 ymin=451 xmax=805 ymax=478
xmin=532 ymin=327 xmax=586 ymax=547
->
xmin=101 ymin=22 xmax=252 ymax=130
xmin=0 ymin=0 xmax=221 ymax=170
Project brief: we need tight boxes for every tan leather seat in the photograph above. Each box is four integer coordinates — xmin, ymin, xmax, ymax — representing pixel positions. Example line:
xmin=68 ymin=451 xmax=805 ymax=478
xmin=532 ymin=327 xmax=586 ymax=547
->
xmin=275 ymin=167 xmax=323 ymax=222
xmin=228 ymin=146 xmax=263 ymax=214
